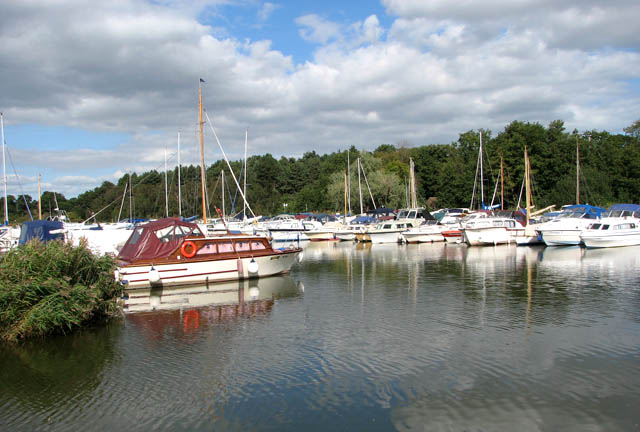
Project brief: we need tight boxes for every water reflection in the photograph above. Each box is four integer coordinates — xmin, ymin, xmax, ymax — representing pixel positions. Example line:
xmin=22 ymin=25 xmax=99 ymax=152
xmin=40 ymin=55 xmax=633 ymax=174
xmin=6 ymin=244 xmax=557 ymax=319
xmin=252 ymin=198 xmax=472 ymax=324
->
xmin=2 ymin=243 xmax=639 ymax=431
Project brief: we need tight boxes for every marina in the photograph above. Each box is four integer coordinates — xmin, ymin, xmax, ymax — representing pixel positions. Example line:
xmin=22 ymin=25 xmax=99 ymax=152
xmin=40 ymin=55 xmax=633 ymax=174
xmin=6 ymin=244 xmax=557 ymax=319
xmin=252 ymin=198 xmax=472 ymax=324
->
xmin=2 ymin=241 xmax=639 ymax=431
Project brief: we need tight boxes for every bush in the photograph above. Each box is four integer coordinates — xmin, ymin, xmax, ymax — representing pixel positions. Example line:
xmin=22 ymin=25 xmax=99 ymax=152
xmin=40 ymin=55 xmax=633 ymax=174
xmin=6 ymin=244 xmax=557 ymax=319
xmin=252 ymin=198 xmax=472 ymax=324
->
xmin=0 ymin=239 xmax=124 ymax=343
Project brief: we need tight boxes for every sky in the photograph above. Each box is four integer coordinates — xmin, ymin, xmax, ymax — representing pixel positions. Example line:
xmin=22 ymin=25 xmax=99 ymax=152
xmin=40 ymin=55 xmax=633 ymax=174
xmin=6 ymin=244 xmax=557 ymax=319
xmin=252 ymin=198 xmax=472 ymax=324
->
xmin=1 ymin=0 xmax=639 ymax=199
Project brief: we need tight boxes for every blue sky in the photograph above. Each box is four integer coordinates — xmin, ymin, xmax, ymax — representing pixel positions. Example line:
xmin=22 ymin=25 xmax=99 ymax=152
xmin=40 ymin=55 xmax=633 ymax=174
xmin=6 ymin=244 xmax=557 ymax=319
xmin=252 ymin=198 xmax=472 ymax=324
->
xmin=1 ymin=0 xmax=639 ymax=203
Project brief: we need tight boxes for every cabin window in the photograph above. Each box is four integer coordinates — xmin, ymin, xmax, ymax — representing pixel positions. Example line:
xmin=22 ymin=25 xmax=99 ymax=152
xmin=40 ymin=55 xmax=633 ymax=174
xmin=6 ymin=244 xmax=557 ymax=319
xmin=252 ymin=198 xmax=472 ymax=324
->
xmin=507 ymin=220 xmax=515 ymax=228
xmin=218 ymin=241 xmax=234 ymax=253
xmin=492 ymin=220 xmax=503 ymax=227
xmin=251 ymin=240 xmax=267 ymax=250
xmin=383 ymin=224 xmax=392 ymax=229
xmin=602 ymin=225 xmax=610 ymax=230
xmin=235 ymin=241 xmax=250 ymax=252
xmin=154 ymin=226 xmax=175 ymax=242
xmin=129 ymin=227 xmax=144 ymax=244
xmin=589 ymin=223 xmax=601 ymax=230
xmin=408 ymin=211 xmax=416 ymax=219
xmin=196 ymin=243 xmax=217 ymax=255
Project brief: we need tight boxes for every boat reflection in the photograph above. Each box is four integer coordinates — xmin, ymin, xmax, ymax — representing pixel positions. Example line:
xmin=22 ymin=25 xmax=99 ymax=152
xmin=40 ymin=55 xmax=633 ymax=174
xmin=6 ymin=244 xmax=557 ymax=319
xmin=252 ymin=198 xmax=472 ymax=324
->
xmin=123 ymin=275 xmax=302 ymax=314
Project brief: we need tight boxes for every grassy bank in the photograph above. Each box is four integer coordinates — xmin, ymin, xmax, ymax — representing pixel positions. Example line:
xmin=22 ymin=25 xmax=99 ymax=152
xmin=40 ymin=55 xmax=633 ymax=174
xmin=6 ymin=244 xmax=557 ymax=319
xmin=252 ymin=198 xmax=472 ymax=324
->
xmin=0 ymin=239 xmax=124 ymax=343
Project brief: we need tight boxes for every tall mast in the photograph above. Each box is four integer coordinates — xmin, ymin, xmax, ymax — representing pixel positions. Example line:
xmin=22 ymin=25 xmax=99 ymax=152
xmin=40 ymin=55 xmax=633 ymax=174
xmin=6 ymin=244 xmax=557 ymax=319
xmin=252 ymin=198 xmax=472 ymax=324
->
xmin=199 ymin=79 xmax=207 ymax=223
xmin=479 ymin=131 xmax=484 ymax=209
xmin=409 ymin=157 xmax=417 ymax=208
xmin=177 ymin=131 xmax=182 ymax=218
xmin=1 ymin=113 xmax=7 ymax=225
xmin=164 ymin=144 xmax=168 ymax=218
xmin=344 ymin=169 xmax=348 ymax=223
xmin=576 ymin=135 xmax=580 ymax=205
xmin=221 ymin=170 xmax=225 ymax=222
xmin=357 ymin=158 xmax=363 ymax=214
xmin=500 ymin=156 xmax=504 ymax=210
xmin=243 ymin=128 xmax=248 ymax=221
xmin=128 ymin=171 xmax=132 ymax=223
xmin=524 ymin=146 xmax=531 ymax=226
xmin=347 ymin=151 xmax=351 ymax=216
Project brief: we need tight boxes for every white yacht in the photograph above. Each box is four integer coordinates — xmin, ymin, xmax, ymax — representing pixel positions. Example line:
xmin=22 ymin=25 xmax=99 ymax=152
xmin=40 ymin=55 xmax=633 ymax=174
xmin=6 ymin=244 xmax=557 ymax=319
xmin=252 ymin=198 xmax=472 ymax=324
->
xmin=580 ymin=204 xmax=640 ymax=248
xmin=536 ymin=205 xmax=604 ymax=246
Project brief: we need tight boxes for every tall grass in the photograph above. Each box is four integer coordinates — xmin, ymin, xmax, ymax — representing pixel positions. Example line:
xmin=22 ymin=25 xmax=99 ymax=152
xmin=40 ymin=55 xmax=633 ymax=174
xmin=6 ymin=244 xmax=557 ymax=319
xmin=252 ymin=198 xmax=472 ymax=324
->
xmin=0 ymin=239 xmax=124 ymax=343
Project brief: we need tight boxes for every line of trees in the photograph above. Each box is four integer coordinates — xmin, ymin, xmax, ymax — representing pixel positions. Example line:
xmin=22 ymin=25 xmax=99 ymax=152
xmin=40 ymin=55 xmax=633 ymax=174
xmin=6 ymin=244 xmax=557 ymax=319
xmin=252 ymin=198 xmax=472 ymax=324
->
xmin=3 ymin=119 xmax=640 ymax=224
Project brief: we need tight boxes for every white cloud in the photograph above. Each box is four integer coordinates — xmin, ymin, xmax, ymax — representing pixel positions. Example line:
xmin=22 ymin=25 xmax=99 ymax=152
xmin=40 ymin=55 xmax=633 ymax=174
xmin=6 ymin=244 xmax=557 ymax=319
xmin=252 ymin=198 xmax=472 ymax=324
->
xmin=0 ymin=0 xmax=638 ymax=200
xmin=258 ymin=2 xmax=279 ymax=21
xmin=295 ymin=14 xmax=342 ymax=44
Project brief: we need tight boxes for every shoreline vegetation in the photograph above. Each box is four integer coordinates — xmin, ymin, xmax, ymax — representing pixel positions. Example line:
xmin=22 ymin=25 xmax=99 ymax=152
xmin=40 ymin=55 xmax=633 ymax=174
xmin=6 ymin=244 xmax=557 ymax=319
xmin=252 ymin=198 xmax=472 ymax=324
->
xmin=3 ymin=119 xmax=640 ymax=224
xmin=0 ymin=239 xmax=123 ymax=343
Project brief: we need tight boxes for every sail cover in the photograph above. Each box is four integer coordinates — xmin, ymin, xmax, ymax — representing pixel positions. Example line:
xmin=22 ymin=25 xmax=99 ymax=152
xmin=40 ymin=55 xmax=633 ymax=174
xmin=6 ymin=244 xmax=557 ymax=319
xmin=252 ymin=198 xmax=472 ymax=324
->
xmin=117 ymin=218 xmax=203 ymax=263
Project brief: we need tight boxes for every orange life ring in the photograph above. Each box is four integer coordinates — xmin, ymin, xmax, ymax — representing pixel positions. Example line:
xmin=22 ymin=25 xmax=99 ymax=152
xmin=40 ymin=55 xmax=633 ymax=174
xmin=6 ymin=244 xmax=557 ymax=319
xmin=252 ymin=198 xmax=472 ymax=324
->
xmin=181 ymin=240 xmax=197 ymax=258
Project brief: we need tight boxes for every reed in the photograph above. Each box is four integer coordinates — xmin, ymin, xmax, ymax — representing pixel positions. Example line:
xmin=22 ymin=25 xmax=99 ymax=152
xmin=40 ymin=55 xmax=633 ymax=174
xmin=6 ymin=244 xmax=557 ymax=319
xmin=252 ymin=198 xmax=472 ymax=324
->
xmin=0 ymin=239 xmax=123 ymax=343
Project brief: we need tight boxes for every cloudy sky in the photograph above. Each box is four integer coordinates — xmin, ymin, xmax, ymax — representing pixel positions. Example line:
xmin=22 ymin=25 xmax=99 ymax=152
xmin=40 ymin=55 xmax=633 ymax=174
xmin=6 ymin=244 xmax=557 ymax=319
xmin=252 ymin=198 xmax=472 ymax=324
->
xmin=1 ymin=0 xmax=639 ymax=199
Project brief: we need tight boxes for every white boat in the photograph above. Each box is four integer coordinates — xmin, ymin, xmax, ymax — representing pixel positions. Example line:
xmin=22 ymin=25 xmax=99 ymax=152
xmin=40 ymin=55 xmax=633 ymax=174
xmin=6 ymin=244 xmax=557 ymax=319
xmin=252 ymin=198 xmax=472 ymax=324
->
xmin=579 ymin=204 xmax=640 ymax=248
xmin=401 ymin=220 xmax=446 ymax=243
xmin=462 ymin=217 xmax=525 ymax=246
xmin=536 ymin=205 xmax=604 ymax=246
xmin=365 ymin=220 xmax=412 ymax=244
xmin=581 ymin=219 xmax=640 ymax=248
xmin=116 ymin=218 xmax=302 ymax=289
xmin=335 ymin=223 xmax=367 ymax=241
xmin=305 ymin=220 xmax=343 ymax=241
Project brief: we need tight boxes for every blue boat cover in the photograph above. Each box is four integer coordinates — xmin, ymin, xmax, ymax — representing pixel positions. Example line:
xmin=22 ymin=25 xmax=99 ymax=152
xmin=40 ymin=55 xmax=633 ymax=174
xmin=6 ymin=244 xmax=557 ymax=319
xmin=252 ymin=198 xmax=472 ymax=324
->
xmin=19 ymin=220 xmax=65 ymax=245
xmin=606 ymin=203 xmax=640 ymax=212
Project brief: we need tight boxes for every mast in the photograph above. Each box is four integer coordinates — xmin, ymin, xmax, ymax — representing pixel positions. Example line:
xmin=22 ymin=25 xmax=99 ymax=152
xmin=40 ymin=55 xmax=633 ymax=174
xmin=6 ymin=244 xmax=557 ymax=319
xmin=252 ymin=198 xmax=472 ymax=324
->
xmin=221 ymin=170 xmax=225 ymax=222
xmin=479 ymin=131 xmax=484 ymax=209
xmin=198 ymin=79 xmax=207 ymax=223
xmin=1 ymin=113 xmax=7 ymax=225
xmin=344 ymin=169 xmax=348 ymax=223
xmin=164 ymin=143 xmax=168 ymax=218
xmin=177 ymin=131 xmax=182 ymax=218
xmin=128 ymin=171 xmax=132 ymax=223
xmin=524 ymin=146 xmax=531 ymax=226
xmin=409 ymin=157 xmax=417 ymax=208
xmin=38 ymin=173 xmax=42 ymax=220
xmin=347 ymin=151 xmax=351 ymax=216
xmin=576 ymin=134 xmax=580 ymax=205
xmin=243 ymin=129 xmax=248 ymax=221
xmin=500 ymin=156 xmax=504 ymax=210
xmin=357 ymin=158 xmax=363 ymax=214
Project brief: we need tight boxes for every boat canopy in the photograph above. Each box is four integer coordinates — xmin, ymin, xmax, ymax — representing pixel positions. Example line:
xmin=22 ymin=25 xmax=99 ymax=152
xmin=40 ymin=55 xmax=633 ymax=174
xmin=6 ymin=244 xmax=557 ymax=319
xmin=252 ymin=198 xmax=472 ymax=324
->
xmin=117 ymin=218 xmax=203 ymax=263
xmin=560 ymin=204 xmax=604 ymax=218
xmin=604 ymin=203 xmax=640 ymax=218
xmin=18 ymin=220 xmax=64 ymax=245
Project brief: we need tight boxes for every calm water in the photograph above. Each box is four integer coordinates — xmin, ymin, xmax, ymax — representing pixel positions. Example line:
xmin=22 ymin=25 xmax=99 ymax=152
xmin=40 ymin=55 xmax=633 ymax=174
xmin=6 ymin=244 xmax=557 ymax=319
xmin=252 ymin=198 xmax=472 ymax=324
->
xmin=1 ymin=242 xmax=639 ymax=431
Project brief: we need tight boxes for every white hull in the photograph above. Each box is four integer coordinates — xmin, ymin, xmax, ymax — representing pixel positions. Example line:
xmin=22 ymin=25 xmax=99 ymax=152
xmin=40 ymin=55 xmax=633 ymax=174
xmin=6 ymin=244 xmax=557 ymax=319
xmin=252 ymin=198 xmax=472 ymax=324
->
xmin=401 ymin=232 xmax=445 ymax=243
xmin=540 ymin=230 xmax=582 ymax=246
xmin=582 ymin=233 xmax=640 ymax=248
xmin=464 ymin=227 xmax=523 ymax=246
xmin=270 ymin=231 xmax=309 ymax=242
xmin=335 ymin=232 xmax=356 ymax=241
xmin=368 ymin=230 xmax=404 ymax=244
xmin=118 ymin=251 xmax=301 ymax=289
xmin=305 ymin=230 xmax=337 ymax=241
xmin=515 ymin=235 xmax=543 ymax=246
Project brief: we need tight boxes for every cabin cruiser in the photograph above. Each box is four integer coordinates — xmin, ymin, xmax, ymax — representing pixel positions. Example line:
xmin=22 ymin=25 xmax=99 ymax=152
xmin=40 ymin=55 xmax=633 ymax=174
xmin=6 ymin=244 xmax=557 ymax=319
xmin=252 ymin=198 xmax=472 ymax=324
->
xmin=462 ymin=216 xmax=525 ymax=246
xmin=116 ymin=218 xmax=302 ymax=289
xmin=580 ymin=204 xmax=640 ymax=248
xmin=535 ymin=204 xmax=603 ymax=246
xmin=400 ymin=210 xmax=445 ymax=243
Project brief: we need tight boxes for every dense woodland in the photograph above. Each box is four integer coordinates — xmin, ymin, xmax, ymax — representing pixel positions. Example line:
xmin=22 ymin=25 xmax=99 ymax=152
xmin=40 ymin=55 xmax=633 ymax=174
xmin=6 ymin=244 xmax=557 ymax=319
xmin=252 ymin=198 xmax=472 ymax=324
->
xmin=4 ymin=119 xmax=640 ymax=224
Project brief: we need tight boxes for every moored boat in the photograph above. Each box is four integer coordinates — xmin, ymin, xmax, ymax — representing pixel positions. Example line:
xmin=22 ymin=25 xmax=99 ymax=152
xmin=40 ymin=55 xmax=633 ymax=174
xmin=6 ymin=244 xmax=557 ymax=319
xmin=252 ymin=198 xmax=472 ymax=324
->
xmin=116 ymin=218 xmax=302 ymax=289
xmin=579 ymin=204 xmax=640 ymax=248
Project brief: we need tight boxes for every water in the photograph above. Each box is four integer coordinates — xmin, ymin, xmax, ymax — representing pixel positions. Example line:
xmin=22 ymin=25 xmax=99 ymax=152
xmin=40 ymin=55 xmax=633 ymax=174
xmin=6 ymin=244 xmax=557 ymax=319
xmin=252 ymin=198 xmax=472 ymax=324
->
xmin=1 ymin=242 xmax=639 ymax=431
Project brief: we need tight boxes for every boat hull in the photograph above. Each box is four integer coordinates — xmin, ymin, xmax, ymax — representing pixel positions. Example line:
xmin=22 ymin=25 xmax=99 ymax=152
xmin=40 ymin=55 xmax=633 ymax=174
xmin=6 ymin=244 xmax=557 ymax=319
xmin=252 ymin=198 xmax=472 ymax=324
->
xmin=539 ymin=230 xmax=582 ymax=246
xmin=118 ymin=250 xmax=301 ymax=289
xmin=581 ymin=232 xmax=640 ymax=248
xmin=463 ymin=227 xmax=523 ymax=246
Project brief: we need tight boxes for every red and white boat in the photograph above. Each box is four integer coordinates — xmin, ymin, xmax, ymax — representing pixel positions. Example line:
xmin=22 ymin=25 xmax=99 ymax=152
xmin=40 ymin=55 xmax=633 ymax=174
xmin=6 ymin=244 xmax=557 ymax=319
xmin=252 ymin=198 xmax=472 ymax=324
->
xmin=115 ymin=218 xmax=302 ymax=289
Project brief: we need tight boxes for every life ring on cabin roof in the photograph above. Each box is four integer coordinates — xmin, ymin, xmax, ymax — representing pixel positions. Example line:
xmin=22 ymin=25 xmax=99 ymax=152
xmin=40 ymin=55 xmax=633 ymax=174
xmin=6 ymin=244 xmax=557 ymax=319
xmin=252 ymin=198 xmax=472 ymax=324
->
xmin=181 ymin=240 xmax=197 ymax=258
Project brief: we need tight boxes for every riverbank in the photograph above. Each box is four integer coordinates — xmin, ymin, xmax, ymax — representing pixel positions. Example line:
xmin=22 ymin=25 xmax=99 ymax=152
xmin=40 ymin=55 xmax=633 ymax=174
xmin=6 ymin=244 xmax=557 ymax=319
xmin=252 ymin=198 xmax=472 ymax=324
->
xmin=0 ymin=239 xmax=123 ymax=343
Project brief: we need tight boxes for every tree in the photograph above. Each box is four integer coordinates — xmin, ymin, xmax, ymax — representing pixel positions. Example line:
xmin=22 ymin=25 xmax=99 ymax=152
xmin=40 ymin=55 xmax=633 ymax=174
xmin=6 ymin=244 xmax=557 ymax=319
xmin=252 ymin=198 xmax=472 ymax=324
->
xmin=623 ymin=119 xmax=640 ymax=139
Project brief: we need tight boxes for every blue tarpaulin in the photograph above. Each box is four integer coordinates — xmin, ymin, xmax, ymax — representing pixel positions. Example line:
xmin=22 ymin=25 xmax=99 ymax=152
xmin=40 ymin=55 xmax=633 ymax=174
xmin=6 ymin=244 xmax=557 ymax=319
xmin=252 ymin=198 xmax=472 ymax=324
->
xmin=18 ymin=220 xmax=65 ymax=245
